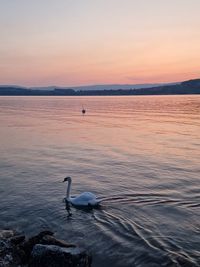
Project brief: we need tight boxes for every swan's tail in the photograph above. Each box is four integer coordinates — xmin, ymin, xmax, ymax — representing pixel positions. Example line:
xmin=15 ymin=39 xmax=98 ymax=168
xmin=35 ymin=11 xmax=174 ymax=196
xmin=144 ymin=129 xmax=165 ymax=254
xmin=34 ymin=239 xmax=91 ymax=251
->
xmin=89 ymin=198 xmax=102 ymax=206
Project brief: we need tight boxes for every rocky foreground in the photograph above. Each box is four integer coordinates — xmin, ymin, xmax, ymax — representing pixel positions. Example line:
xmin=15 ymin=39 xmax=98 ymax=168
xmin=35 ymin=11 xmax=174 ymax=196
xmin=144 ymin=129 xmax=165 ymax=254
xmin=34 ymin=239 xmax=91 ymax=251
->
xmin=0 ymin=229 xmax=92 ymax=267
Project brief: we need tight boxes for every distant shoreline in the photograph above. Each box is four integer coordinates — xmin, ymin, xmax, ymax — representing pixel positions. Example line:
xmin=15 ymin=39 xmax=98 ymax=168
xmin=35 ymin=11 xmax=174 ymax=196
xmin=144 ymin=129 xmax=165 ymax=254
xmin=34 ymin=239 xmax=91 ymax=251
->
xmin=0 ymin=78 xmax=200 ymax=96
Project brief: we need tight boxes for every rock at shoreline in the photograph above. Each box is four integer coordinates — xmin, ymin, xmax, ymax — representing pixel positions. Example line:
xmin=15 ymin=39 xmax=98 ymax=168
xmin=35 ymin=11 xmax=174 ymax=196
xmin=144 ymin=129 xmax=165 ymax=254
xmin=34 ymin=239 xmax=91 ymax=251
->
xmin=30 ymin=244 xmax=92 ymax=267
xmin=0 ymin=229 xmax=92 ymax=267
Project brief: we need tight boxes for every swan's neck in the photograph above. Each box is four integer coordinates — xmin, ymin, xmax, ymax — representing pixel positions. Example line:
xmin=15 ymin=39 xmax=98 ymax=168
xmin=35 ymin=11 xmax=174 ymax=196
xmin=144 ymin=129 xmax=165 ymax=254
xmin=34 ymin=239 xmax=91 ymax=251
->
xmin=66 ymin=180 xmax=71 ymax=200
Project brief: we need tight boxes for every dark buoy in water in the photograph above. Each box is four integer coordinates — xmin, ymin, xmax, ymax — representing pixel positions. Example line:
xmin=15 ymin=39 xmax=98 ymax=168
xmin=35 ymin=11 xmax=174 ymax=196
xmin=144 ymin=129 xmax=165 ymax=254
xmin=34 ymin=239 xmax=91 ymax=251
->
xmin=82 ymin=108 xmax=86 ymax=115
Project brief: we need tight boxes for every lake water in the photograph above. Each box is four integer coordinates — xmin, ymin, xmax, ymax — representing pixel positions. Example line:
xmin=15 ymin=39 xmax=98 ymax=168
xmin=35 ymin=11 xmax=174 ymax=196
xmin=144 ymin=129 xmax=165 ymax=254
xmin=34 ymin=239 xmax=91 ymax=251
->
xmin=0 ymin=95 xmax=199 ymax=267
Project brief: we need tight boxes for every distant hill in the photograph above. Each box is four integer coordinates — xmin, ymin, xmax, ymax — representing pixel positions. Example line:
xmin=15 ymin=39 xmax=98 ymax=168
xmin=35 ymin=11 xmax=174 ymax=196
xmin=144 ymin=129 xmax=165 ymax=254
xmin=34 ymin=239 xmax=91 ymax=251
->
xmin=0 ymin=83 xmax=167 ymax=93
xmin=28 ymin=83 xmax=169 ymax=91
xmin=65 ymin=83 xmax=170 ymax=91
xmin=0 ymin=78 xmax=199 ymax=96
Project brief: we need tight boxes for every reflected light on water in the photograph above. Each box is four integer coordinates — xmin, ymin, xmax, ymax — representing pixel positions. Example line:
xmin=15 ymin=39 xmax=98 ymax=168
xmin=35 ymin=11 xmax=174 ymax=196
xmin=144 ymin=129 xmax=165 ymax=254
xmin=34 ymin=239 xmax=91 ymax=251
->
xmin=0 ymin=95 xmax=199 ymax=267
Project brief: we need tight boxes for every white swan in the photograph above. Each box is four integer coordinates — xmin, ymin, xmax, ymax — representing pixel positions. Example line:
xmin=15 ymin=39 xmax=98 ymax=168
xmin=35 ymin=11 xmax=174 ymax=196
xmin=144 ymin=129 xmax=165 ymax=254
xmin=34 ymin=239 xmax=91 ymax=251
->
xmin=63 ymin=176 xmax=101 ymax=207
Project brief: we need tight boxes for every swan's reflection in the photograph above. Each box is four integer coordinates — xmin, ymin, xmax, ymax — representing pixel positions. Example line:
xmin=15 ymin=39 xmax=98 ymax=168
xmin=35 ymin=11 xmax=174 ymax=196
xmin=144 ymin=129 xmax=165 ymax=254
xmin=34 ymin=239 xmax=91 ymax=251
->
xmin=63 ymin=198 xmax=72 ymax=217
xmin=64 ymin=197 xmax=103 ymax=218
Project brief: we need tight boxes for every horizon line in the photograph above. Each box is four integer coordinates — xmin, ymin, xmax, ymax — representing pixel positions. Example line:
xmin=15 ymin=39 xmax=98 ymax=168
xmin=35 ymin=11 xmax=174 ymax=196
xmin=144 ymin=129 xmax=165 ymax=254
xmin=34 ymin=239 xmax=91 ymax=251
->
xmin=0 ymin=80 xmax=185 ymax=89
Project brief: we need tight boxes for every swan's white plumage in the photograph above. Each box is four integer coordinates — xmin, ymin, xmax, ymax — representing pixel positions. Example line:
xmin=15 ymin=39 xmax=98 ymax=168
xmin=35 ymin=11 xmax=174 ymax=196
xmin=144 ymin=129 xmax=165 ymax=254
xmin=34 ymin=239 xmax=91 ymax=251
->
xmin=63 ymin=177 xmax=101 ymax=207
xmin=69 ymin=192 xmax=100 ymax=206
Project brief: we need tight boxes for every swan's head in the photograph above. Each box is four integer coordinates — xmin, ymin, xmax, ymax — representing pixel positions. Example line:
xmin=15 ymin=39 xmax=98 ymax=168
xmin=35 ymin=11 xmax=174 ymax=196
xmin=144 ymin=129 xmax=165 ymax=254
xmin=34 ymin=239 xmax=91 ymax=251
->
xmin=63 ymin=176 xmax=71 ymax=183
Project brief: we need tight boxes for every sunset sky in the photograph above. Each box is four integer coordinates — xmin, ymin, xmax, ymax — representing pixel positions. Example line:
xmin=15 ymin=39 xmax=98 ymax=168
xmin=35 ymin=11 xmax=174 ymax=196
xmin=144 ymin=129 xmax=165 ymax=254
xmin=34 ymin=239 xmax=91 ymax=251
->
xmin=0 ymin=0 xmax=200 ymax=86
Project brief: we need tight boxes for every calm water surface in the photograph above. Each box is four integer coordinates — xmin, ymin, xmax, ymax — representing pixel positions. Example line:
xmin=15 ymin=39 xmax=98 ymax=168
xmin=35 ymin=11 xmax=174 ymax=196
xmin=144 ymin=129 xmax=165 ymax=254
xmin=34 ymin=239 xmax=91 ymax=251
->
xmin=0 ymin=95 xmax=199 ymax=267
